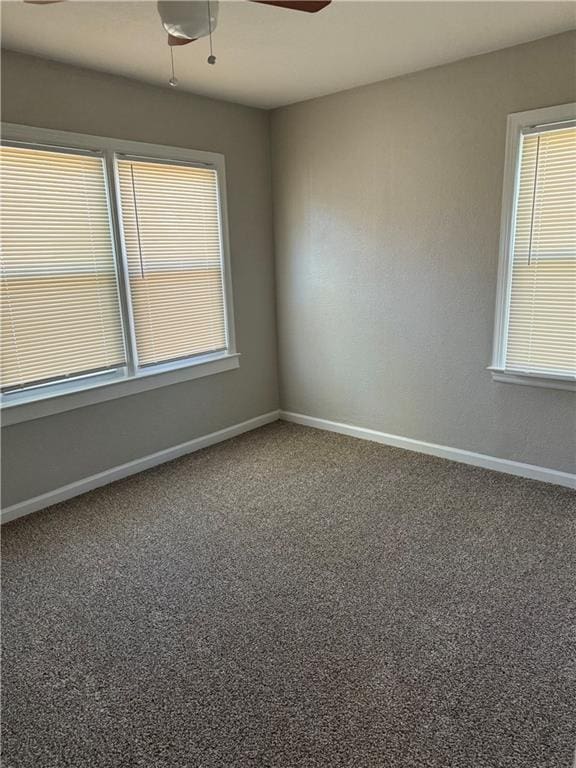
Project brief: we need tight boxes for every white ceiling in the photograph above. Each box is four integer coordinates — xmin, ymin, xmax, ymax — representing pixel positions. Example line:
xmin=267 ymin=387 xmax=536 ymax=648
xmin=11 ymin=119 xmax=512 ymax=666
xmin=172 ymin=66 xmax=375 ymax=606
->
xmin=1 ymin=1 xmax=574 ymax=109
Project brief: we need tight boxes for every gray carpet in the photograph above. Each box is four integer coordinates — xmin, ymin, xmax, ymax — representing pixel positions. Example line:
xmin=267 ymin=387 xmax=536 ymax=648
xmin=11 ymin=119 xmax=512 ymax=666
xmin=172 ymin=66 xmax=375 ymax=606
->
xmin=2 ymin=421 xmax=576 ymax=768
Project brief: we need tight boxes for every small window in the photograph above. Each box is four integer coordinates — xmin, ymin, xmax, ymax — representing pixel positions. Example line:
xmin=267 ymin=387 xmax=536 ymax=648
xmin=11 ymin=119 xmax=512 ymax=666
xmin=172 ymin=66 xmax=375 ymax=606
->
xmin=0 ymin=125 xmax=238 ymax=421
xmin=491 ymin=104 xmax=576 ymax=390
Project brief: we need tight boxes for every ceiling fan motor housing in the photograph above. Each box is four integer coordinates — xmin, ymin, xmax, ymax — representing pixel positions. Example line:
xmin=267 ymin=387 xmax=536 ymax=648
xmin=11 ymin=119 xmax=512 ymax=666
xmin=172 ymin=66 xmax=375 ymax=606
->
xmin=157 ymin=1 xmax=219 ymax=42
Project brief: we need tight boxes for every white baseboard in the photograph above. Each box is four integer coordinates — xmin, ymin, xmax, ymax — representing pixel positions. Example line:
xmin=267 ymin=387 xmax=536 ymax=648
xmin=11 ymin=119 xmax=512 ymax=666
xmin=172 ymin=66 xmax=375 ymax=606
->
xmin=4 ymin=407 xmax=573 ymax=525
xmin=2 ymin=410 xmax=281 ymax=524
xmin=280 ymin=411 xmax=576 ymax=490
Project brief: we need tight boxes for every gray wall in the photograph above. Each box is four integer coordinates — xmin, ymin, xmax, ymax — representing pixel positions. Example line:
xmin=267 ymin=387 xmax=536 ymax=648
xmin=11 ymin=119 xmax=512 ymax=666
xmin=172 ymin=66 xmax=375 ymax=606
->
xmin=1 ymin=50 xmax=278 ymax=506
xmin=271 ymin=32 xmax=576 ymax=473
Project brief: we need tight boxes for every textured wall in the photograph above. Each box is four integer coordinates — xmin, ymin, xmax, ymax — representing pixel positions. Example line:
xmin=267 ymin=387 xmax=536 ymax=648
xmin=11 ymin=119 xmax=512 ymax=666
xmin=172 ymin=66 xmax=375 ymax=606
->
xmin=1 ymin=50 xmax=278 ymax=506
xmin=271 ymin=32 xmax=576 ymax=473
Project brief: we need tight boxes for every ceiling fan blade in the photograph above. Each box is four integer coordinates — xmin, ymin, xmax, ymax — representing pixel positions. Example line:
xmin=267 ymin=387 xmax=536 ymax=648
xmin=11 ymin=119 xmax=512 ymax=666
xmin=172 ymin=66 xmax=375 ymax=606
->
xmin=24 ymin=1 xmax=65 ymax=4
xmin=250 ymin=1 xmax=331 ymax=13
xmin=168 ymin=34 xmax=195 ymax=46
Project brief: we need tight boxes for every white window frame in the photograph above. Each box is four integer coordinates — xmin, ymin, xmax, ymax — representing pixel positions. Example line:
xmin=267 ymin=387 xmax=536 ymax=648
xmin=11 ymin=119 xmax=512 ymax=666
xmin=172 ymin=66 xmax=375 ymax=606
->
xmin=1 ymin=123 xmax=239 ymax=426
xmin=489 ymin=103 xmax=576 ymax=393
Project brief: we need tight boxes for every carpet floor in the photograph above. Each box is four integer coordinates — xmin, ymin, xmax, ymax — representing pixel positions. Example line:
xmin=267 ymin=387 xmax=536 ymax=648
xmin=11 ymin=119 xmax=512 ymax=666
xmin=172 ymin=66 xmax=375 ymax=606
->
xmin=2 ymin=421 xmax=576 ymax=768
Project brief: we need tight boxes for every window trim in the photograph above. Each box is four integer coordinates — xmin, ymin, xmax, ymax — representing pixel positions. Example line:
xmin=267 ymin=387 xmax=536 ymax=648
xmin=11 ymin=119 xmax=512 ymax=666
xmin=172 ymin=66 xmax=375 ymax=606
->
xmin=490 ymin=103 xmax=576 ymax=392
xmin=1 ymin=123 xmax=239 ymax=425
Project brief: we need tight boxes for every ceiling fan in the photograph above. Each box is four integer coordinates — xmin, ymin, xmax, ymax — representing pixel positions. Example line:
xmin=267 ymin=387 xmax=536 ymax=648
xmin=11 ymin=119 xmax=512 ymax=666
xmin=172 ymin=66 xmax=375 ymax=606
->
xmin=24 ymin=0 xmax=332 ymax=87
xmin=24 ymin=1 xmax=332 ymax=47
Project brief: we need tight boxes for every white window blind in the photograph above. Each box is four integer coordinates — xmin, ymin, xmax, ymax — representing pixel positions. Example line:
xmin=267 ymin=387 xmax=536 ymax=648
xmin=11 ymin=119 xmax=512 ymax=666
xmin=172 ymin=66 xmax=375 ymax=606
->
xmin=0 ymin=145 xmax=126 ymax=392
xmin=505 ymin=124 xmax=576 ymax=376
xmin=116 ymin=158 xmax=227 ymax=368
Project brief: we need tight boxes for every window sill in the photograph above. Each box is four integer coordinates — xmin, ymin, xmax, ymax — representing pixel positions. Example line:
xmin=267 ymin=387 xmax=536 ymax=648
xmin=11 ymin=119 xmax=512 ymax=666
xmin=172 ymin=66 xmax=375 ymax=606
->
xmin=1 ymin=352 xmax=240 ymax=426
xmin=489 ymin=367 xmax=576 ymax=392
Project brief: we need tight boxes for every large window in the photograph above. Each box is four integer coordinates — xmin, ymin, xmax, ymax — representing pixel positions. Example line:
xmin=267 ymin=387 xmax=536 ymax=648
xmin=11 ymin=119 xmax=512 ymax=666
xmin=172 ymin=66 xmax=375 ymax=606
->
xmin=1 ymin=146 xmax=126 ymax=392
xmin=0 ymin=125 xmax=237 ymax=423
xmin=491 ymin=104 xmax=576 ymax=390
xmin=116 ymin=158 xmax=227 ymax=367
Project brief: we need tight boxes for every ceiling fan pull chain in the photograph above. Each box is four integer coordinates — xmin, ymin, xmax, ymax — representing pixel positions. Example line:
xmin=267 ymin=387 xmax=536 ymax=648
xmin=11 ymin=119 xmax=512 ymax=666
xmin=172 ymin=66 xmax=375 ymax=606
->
xmin=207 ymin=0 xmax=216 ymax=65
xmin=169 ymin=46 xmax=178 ymax=87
